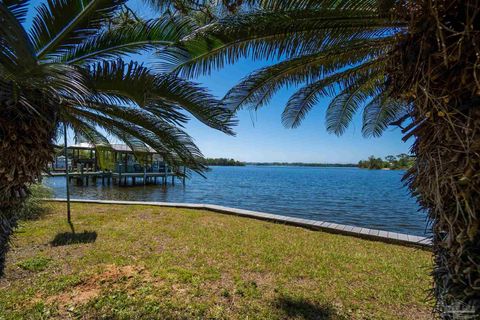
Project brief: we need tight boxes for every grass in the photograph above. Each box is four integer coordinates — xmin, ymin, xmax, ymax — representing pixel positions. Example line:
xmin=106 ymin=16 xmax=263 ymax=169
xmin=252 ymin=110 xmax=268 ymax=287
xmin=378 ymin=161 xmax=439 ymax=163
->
xmin=0 ymin=202 xmax=432 ymax=319
xmin=17 ymin=257 xmax=51 ymax=272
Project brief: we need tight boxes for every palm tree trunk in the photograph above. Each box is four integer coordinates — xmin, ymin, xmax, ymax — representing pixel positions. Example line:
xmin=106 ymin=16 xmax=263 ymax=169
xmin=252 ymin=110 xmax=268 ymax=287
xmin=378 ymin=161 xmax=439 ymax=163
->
xmin=391 ymin=0 xmax=480 ymax=315
xmin=406 ymin=108 xmax=480 ymax=316
xmin=0 ymin=102 xmax=56 ymax=276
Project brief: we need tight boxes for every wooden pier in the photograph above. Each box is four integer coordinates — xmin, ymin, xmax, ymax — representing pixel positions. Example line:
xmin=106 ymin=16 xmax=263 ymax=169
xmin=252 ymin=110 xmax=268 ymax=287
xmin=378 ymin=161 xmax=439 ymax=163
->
xmin=111 ymin=171 xmax=183 ymax=186
xmin=47 ymin=142 xmax=187 ymax=187
xmin=45 ymin=168 xmax=185 ymax=187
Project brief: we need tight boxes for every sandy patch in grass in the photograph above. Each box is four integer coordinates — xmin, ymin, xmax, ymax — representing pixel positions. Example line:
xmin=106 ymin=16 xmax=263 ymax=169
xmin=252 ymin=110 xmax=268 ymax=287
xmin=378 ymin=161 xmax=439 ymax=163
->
xmin=45 ymin=264 xmax=148 ymax=309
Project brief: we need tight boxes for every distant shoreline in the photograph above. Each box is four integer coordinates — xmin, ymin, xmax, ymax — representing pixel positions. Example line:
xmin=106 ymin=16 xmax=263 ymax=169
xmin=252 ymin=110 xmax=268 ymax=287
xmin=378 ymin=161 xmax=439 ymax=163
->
xmin=206 ymin=161 xmax=409 ymax=169
xmin=207 ymin=163 xmax=410 ymax=170
xmin=247 ymin=162 xmax=357 ymax=167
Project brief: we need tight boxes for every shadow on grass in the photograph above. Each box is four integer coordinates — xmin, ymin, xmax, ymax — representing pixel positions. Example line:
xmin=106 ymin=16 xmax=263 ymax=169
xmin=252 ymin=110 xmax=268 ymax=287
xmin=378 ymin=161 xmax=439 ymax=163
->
xmin=51 ymin=222 xmax=97 ymax=247
xmin=275 ymin=296 xmax=344 ymax=320
xmin=51 ymin=231 xmax=97 ymax=246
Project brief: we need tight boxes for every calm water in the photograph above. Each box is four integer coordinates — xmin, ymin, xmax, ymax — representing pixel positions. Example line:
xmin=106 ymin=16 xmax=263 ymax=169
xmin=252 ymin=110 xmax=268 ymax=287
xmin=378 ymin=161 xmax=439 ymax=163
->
xmin=43 ymin=166 xmax=428 ymax=236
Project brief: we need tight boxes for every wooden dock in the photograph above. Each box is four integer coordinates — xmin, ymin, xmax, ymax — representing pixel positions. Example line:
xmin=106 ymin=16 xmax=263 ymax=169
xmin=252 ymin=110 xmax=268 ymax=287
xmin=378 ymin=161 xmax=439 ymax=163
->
xmin=43 ymin=169 xmax=185 ymax=187
xmin=111 ymin=171 xmax=182 ymax=186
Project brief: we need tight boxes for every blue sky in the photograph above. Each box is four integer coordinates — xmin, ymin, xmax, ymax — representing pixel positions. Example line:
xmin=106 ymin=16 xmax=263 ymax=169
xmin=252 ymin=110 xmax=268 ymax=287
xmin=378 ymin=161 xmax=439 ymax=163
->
xmin=26 ymin=0 xmax=412 ymax=163
xmin=183 ymin=60 xmax=412 ymax=163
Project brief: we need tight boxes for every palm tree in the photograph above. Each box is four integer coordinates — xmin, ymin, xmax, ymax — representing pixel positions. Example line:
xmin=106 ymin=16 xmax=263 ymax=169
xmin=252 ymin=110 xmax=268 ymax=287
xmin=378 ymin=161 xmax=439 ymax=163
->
xmin=158 ymin=0 xmax=480 ymax=315
xmin=0 ymin=0 xmax=235 ymax=276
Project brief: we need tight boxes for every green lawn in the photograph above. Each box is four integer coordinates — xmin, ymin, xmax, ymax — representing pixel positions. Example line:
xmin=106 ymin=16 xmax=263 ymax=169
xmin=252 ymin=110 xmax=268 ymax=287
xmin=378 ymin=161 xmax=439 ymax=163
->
xmin=0 ymin=203 xmax=432 ymax=319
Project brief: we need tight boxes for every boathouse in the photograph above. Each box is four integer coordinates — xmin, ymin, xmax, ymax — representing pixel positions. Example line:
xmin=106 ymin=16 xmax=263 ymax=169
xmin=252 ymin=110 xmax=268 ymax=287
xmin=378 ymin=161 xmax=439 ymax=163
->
xmin=50 ymin=143 xmax=185 ymax=186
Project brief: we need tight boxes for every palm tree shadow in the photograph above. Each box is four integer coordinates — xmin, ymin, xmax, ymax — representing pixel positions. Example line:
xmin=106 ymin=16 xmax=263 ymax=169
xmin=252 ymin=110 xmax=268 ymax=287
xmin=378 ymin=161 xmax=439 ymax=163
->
xmin=275 ymin=296 xmax=345 ymax=320
xmin=50 ymin=221 xmax=97 ymax=247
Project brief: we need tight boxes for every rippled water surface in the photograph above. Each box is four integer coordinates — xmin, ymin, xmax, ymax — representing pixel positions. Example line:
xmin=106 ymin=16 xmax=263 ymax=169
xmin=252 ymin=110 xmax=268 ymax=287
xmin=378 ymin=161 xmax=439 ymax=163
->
xmin=43 ymin=166 xmax=428 ymax=235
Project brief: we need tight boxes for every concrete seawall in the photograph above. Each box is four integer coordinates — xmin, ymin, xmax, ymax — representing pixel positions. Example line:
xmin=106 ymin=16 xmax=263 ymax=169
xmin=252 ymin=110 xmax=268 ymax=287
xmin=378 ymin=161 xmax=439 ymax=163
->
xmin=46 ymin=198 xmax=432 ymax=249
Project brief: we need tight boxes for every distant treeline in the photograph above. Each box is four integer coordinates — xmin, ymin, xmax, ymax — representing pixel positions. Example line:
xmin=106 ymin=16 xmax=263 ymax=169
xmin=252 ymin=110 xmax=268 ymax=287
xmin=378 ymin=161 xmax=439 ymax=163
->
xmin=249 ymin=162 xmax=357 ymax=167
xmin=203 ymin=158 xmax=245 ymax=166
xmin=358 ymin=154 xmax=415 ymax=170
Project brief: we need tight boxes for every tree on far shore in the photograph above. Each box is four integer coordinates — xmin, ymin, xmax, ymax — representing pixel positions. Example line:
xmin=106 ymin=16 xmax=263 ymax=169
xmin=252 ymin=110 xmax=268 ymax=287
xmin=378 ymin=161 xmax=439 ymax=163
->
xmin=358 ymin=154 xmax=414 ymax=170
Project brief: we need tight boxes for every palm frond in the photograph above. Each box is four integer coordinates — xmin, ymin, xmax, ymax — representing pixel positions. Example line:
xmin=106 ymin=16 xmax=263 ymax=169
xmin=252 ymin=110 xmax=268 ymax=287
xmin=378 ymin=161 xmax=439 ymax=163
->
xmin=30 ymin=0 xmax=126 ymax=59
xmin=0 ymin=3 xmax=36 ymax=72
xmin=258 ymin=0 xmax=395 ymax=12
xmin=361 ymin=93 xmax=406 ymax=137
xmin=223 ymin=37 xmax=395 ymax=111
xmin=325 ymin=73 xmax=385 ymax=135
xmin=145 ymin=0 xmax=204 ymax=14
xmin=86 ymin=59 xmax=235 ymax=134
xmin=2 ymin=0 xmax=29 ymax=23
xmin=63 ymin=114 xmax=111 ymax=146
xmin=154 ymin=74 xmax=236 ymax=134
xmin=138 ymin=102 xmax=190 ymax=127
xmin=1 ymin=61 xmax=89 ymax=114
xmin=27 ymin=63 xmax=90 ymax=104
xmin=87 ymin=59 xmax=154 ymax=106
xmin=282 ymin=58 xmax=387 ymax=128
xmin=145 ymin=0 xmax=257 ymax=18
xmin=59 ymin=16 xmax=194 ymax=64
xmin=158 ymin=9 xmax=404 ymax=77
